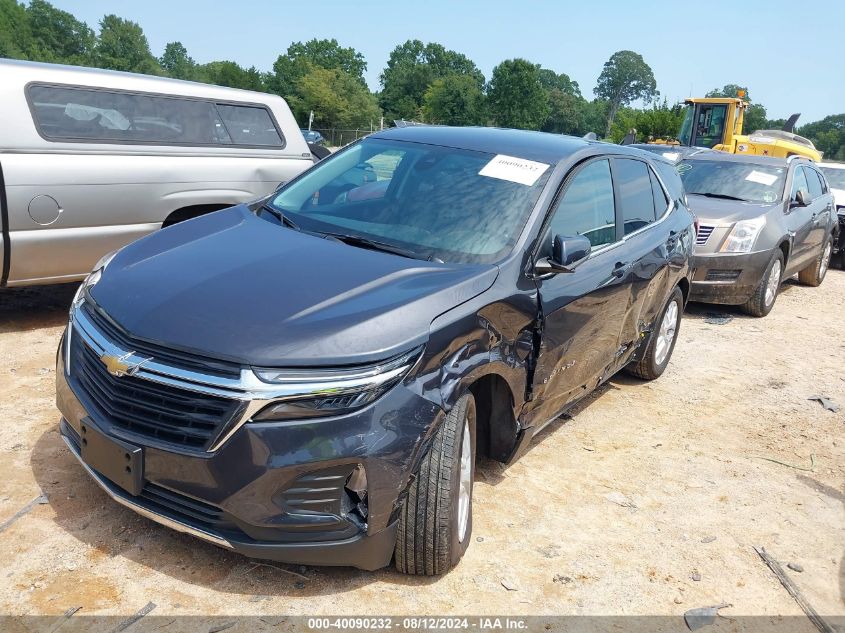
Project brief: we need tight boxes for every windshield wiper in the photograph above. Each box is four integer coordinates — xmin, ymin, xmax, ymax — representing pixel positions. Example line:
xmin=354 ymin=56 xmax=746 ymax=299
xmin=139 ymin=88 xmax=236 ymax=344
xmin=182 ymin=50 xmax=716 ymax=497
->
xmin=690 ymin=192 xmax=751 ymax=202
xmin=261 ymin=204 xmax=300 ymax=230
xmin=322 ymin=232 xmax=426 ymax=260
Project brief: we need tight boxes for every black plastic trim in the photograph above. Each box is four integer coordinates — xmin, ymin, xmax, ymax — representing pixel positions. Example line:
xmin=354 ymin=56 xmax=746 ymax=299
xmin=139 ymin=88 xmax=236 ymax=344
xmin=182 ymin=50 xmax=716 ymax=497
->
xmin=0 ymin=163 xmax=9 ymax=286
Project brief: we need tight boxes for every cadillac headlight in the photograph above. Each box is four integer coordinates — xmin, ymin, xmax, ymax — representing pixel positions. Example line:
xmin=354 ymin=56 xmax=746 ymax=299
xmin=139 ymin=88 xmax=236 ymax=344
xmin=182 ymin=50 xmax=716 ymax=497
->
xmin=252 ymin=346 xmax=424 ymax=421
xmin=720 ymin=217 xmax=766 ymax=253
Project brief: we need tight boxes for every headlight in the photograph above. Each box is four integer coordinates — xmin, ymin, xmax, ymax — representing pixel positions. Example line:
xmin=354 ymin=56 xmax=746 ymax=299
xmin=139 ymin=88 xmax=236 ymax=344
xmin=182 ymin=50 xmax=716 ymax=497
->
xmin=252 ymin=346 xmax=423 ymax=421
xmin=72 ymin=250 xmax=118 ymax=308
xmin=720 ymin=217 xmax=766 ymax=253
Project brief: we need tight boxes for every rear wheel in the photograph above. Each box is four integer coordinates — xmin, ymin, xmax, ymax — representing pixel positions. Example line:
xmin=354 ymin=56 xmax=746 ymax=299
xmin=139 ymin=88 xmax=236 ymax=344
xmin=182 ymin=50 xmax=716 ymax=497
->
xmin=395 ymin=393 xmax=475 ymax=575
xmin=741 ymin=251 xmax=783 ymax=317
xmin=798 ymin=236 xmax=832 ymax=287
xmin=625 ymin=286 xmax=683 ymax=380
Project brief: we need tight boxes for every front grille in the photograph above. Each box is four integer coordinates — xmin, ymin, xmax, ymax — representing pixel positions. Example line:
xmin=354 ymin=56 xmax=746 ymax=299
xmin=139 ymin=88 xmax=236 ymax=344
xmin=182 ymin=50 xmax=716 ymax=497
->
xmin=696 ymin=225 xmax=715 ymax=246
xmin=82 ymin=302 xmax=240 ymax=379
xmin=705 ymin=269 xmax=741 ymax=281
xmin=70 ymin=332 xmax=241 ymax=450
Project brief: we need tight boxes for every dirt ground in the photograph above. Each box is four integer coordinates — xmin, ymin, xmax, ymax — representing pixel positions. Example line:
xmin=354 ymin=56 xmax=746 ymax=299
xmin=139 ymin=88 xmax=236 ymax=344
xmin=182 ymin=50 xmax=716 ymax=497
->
xmin=0 ymin=269 xmax=843 ymax=626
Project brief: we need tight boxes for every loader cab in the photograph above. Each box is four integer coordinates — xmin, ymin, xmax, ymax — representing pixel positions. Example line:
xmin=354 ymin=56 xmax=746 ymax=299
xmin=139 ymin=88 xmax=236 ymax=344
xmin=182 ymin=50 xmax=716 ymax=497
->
xmin=678 ymin=98 xmax=745 ymax=150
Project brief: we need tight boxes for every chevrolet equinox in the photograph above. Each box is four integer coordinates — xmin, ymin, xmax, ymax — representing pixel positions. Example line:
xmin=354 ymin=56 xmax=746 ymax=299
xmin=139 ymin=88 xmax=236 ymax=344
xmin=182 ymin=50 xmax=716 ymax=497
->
xmin=57 ymin=126 xmax=695 ymax=575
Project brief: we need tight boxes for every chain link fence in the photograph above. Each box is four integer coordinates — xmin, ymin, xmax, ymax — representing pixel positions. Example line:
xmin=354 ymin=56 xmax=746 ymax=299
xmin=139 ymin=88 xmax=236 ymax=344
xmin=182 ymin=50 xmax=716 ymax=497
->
xmin=309 ymin=127 xmax=381 ymax=148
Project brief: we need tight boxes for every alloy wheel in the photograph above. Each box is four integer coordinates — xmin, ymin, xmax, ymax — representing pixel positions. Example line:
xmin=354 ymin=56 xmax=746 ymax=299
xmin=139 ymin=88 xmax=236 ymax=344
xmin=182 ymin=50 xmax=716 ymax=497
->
xmin=765 ymin=259 xmax=782 ymax=307
xmin=654 ymin=300 xmax=678 ymax=367
xmin=457 ymin=417 xmax=472 ymax=544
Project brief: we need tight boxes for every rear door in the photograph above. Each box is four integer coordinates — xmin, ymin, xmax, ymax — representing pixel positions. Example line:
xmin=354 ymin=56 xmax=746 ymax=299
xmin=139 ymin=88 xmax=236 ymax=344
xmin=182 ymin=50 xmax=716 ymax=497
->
xmin=611 ymin=157 xmax=672 ymax=354
xmin=523 ymin=158 xmax=631 ymax=428
xmin=804 ymin=166 xmax=833 ymax=255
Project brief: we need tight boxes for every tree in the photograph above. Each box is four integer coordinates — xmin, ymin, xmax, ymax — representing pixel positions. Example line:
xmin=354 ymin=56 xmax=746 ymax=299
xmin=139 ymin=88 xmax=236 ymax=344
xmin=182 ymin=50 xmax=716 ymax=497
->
xmin=270 ymin=38 xmax=366 ymax=98
xmin=422 ymin=74 xmax=485 ymax=125
xmin=609 ymin=99 xmax=685 ymax=143
xmin=542 ymin=90 xmax=586 ymax=135
xmin=799 ymin=114 xmax=845 ymax=161
xmin=26 ymin=0 xmax=94 ymax=65
xmin=538 ymin=68 xmax=581 ymax=97
xmin=291 ymin=64 xmax=381 ymax=130
xmin=594 ymin=50 xmax=657 ymax=136
xmin=379 ymin=39 xmax=484 ymax=121
xmin=0 ymin=0 xmax=35 ymax=59
xmin=94 ymin=14 xmax=160 ymax=74
xmin=159 ymin=41 xmax=196 ymax=80
xmin=487 ymin=58 xmax=548 ymax=130
xmin=196 ymin=61 xmax=265 ymax=91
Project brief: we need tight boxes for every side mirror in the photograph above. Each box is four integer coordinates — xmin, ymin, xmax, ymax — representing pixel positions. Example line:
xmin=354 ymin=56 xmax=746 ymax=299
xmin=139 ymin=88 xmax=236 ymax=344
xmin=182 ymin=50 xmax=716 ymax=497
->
xmin=792 ymin=189 xmax=810 ymax=208
xmin=534 ymin=235 xmax=591 ymax=275
xmin=553 ymin=234 xmax=591 ymax=266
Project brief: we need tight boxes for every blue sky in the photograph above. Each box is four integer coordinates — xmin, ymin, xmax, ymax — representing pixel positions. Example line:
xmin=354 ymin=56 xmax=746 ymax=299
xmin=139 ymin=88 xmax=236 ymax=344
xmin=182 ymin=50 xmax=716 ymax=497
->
xmin=50 ymin=0 xmax=844 ymax=123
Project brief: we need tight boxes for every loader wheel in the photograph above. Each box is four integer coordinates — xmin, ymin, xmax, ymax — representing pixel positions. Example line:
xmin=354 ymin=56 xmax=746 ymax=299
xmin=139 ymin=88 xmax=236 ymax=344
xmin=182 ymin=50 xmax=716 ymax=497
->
xmin=394 ymin=393 xmax=475 ymax=575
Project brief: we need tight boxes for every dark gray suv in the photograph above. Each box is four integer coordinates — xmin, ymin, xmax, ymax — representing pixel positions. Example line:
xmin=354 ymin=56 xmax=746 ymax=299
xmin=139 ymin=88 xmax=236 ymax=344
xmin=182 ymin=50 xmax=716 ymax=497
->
xmin=682 ymin=153 xmax=835 ymax=316
xmin=56 ymin=127 xmax=694 ymax=575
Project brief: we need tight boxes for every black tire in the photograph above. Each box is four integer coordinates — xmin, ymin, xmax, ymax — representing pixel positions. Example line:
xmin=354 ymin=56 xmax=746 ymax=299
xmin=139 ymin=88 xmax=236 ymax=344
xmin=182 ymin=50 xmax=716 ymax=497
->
xmin=308 ymin=142 xmax=331 ymax=160
xmin=797 ymin=236 xmax=832 ymax=287
xmin=625 ymin=286 xmax=683 ymax=381
xmin=395 ymin=392 xmax=476 ymax=575
xmin=741 ymin=250 xmax=784 ymax=317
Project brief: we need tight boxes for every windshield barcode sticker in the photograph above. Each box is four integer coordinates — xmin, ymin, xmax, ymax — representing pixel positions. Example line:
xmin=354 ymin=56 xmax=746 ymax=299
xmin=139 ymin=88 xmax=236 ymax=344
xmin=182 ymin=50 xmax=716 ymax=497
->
xmin=479 ymin=154 xmax=550 ymax=186
xmin=745 ymin=170 xmax=778 ymax=186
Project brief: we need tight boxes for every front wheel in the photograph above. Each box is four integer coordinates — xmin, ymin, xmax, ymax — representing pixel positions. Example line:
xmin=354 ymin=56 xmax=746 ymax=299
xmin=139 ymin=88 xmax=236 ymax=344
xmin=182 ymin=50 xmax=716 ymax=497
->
xmin=741 ymin=250 xmax=783 ymax=317
xmin=798 ymin=236 xmax=832 ymax=287
xmin=625 ymin=286 xmax=683 ymax=380
xmin=394 ymin=393 xmax=476 ymax=575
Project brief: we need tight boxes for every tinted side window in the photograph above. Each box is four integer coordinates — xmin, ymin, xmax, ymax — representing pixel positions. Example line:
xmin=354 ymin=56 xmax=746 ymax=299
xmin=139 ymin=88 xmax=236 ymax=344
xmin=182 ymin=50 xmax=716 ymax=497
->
xmin=650 ymin=168 xmax=669 ymax=217
xmin=653 ymin=160 xmax=684 ymax=202
xmin=790 ymin=166 xmax=810 ymax=201
xmin=804 ymin=166 xmax=823 ymax=199
xmin=615 ymin=158 xmax=656 ymax=235
xmin=216 ymin=104 xmax=282 ymax=146
xmin=545 ymin=159 xmax=616 ymax=252
xmin=28 ymin=84 xmax=283 ymax=148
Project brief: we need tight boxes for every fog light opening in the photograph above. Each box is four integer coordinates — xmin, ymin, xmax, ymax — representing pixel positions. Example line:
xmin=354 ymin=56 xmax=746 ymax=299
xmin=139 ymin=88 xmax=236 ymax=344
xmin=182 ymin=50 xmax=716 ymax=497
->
xmin=343 ymin=464 xmax=368 ymax=529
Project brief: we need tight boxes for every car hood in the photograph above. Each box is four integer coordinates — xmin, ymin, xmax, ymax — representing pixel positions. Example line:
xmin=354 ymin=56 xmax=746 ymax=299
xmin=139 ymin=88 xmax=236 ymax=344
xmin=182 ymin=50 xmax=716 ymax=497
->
xmin=686 ymin=194 xmax=780 ymax=225
xmin=89 ymin=205 xmax=498 ymax=367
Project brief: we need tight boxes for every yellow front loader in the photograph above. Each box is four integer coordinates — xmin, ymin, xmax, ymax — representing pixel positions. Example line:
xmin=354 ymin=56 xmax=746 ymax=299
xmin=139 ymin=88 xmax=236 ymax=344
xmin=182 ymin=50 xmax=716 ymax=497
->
xmin=670 ymin=97 xmax=822 ymax=161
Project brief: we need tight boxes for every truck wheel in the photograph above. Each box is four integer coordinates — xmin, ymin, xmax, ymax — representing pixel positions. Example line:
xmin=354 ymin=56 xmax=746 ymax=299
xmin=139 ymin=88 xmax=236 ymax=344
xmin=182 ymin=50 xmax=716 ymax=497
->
xmin=395 ymin=392 xmax=475 ymax=575
xmin=797 ymin=236 xmax=832 ymax=287
xmin=741 ymin=251 xmax=783 ymax=317
xmin=625 ymin=286 xmax=683 ymax=381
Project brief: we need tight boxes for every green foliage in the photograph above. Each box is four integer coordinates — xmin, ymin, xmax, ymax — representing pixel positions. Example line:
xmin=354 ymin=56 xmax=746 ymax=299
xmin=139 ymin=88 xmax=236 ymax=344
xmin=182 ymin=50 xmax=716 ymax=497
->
xmin=422 ymin=74 xmax=485 ymax=125
xmin=291 ymin=64 xmax=381 ymax=130
xmin=28 ymin=0 xmax=93 ymax=64
xmin=94 ymin=14 xmax=161 ymax=75
xmin=609 ymin=100 xmax=685 ymax=143
xmin=705 ymin=84 xmax=750 ymax=100
xmin=487 ymin=58 xmax=548 ymax=130
xmin=538 ymin=68 xmax=581 ymax=97
xmin=0 ymin=0 xmax=33 ymax=59
xmin=799 ymin=114 xmax=845 ymax=160
xmin=159 ymin=41 xmax=195 ymax=80
xmin=196 ymin=61 xmax=264 ymax=91
xmin=270 ymin=38 xmax=366 ymax=98
xmin=379 ymin=39 xmax=484 ymax=121
xmin=594 ymin=50 xmax=658 ymax=136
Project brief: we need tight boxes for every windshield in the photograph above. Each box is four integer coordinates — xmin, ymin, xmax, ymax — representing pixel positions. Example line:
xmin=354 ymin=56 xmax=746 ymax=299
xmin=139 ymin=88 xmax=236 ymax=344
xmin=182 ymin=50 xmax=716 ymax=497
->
xmin=268 ymin=138 xmax=552 ymax=263
xmin=678 ymin=159 xmax=786 ymax=204
xmin=678 ymin=106 xmax=694 ymax=146
xmin=820 ymin=166 xmax=845 ymax=189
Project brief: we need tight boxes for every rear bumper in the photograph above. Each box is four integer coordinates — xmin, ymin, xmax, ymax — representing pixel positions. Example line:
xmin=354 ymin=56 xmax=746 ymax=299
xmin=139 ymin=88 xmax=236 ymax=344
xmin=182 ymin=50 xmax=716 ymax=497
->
xmin=689 ymin=249 xmax=773 ymax=305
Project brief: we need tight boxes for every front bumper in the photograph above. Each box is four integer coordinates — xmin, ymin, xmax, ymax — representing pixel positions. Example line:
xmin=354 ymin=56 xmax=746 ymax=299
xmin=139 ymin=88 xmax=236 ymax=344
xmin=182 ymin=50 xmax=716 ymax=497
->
xmin=689 ymin=249 xmax=774 ymax=305
xmin=56 ymin=331 xmax=443 ymax=571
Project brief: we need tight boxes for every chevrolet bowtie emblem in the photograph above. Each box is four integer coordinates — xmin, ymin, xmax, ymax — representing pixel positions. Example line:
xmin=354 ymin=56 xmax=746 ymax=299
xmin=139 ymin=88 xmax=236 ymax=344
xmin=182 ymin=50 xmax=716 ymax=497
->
xmin=99 ymin=351 xmax=150 ymax=377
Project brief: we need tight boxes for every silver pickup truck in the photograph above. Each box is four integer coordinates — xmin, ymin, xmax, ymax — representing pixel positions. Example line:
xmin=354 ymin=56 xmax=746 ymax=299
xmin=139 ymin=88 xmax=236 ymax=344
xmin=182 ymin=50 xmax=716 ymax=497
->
xmin=0 ymin=59 xmax=314 ymax=287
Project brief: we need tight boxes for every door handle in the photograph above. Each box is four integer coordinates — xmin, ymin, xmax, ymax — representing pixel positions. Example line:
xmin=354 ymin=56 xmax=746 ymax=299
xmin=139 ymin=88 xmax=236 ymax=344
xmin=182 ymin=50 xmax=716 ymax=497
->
xmin=612 ymin=261 xmax=629 ymax=278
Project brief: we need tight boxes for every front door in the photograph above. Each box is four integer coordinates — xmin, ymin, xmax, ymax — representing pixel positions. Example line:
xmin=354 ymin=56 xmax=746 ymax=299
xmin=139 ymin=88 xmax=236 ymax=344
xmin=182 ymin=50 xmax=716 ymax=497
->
xmin=523 ymin=158 xmax=630 ymax=429
xmin=784 ymin=165 xmax=817 ymax=271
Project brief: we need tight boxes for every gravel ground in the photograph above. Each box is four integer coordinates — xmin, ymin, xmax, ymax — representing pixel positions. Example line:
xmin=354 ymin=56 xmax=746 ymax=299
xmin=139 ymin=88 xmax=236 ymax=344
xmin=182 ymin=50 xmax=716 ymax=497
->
xmin=0 ymin=270 xmax=842 ymax=627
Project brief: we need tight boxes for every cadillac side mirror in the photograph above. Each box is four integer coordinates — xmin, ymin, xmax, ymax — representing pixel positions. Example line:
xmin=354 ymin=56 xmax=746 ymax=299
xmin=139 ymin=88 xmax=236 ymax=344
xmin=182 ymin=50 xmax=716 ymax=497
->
xmin=534 ymin=235 xmax=591 ymax=275
xmin=791 ymin=189 xmax=810 ymax=208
